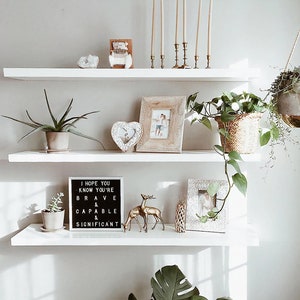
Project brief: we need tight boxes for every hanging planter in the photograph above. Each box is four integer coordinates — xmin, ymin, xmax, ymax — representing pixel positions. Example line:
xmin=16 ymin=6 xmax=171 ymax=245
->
xmin=269 ymin=31 xmax=300 ymax=127
xmin=215 ymin=112 xmax=262 ymax=154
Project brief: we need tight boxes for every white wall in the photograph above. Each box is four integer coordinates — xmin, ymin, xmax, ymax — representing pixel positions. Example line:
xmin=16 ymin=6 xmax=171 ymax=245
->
xmin=0 ymin=1 xmax=299 ymax=299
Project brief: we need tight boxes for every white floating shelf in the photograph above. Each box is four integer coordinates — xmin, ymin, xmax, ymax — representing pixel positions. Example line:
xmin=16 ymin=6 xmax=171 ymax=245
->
xmin=8 ymin=150 xmax=261 ymax=163
xmin=11 ymin=223 xmax=259 ymax=247
xmin=3 ymin=68 xmax=260 ymax=81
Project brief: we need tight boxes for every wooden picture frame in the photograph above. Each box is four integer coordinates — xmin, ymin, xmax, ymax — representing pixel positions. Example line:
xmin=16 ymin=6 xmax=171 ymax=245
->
xmin=69 ymin=177 xmax=124 ymax=231
xmin=185 ymin=179 xmax=228 ymax=233
xmin=136 ymin=96 xmax=186 ymax=153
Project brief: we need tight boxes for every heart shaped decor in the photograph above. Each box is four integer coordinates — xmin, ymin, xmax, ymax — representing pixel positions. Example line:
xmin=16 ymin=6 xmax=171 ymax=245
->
xmin=111 ymin=121 xmax=143 ymax=152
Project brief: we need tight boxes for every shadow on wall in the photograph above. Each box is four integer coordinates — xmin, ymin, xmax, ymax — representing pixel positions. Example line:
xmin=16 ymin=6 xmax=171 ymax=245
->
xmin=0 ymin=244 xmax=247 ymax=300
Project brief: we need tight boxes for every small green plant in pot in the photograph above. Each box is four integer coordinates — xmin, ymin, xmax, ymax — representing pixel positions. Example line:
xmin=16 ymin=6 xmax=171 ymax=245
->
xmin=42 ymin=192 xmax=65 ymax=231
xmin=187 ymin=91 xmax=279 ymax=221
xmin=2 ymin=89 xmax=105 ymax=151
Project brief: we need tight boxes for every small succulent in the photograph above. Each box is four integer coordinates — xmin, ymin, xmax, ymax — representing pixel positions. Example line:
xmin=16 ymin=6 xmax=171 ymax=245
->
xmin=46 ymin=192 xmax=64 ymax=213
xmin=2 ymin=89 xmax=104 ymax=148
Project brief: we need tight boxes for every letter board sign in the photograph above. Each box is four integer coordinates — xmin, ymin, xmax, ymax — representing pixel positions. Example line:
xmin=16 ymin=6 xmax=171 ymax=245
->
xmin=69 ymin=177 xmax=124 ymax=231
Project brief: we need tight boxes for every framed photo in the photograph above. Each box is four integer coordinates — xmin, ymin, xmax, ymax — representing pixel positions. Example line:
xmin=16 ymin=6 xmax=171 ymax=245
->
xmin=69 ymin=177 xmax=124 ymax=231
xmin=136 ymin=96 xmax=186 ymax=153
xmin=185 ymin=179 xmax=228 ymax=233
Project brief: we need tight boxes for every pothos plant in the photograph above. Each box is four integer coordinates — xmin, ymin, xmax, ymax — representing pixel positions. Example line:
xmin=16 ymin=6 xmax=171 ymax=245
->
xmin=187 ymin=91 xmax=280 ymax=222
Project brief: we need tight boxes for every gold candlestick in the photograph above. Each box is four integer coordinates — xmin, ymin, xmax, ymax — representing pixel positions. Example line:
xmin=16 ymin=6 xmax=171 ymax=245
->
xmin=160 ymin=55 xmax=165 ymax=69
xmin=173 ymin=43 xmax=180 ymax=68
xmin=206 ymin=54 xmax=211 ymax=69
xmin=194 ymin=55 xmax=199 ymax=69
xmin=151 ymin=55 xmax=155 ymax=69
xmin=181 ymin=42 xmax=191 ymax=69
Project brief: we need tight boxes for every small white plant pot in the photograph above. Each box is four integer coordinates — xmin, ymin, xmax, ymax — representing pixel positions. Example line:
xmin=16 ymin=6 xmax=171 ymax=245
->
xmin=46 ymin=132 xmax=69 ymax=151
xmin=42 ymin=209 xmax=65 ymax=231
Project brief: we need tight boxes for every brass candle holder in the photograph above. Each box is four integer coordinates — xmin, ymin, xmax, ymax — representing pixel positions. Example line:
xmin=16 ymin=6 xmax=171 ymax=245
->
xmin=194 ymin=55 xmax=199 ymax=69
xmin=173 ymin=43 xmax=180 ymax=68
xmin=206 ymin=54 xmax=211 ymax=69
xmin=150 ymin=55 xmax=155 ymax=69
xmin=181 ymin=42 xmax=191 ymax=69
xmin=160 ymin=55 xmax=165 ymax=69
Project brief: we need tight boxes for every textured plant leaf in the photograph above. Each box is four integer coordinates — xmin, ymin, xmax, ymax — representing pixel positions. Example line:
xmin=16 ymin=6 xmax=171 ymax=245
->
xmin=207 ymin=182 xmax=220 ymax=197
xmin=201 ymin=117 xmax=212 ymax=130
xmin=260 ymin=131 xmax=271 ymax=146
xmin=227 ymin=159 xmax=241 ymax=174
xmin=232 ymin=173 xmax=247 ymax=196
xmin=228 ymin=151 xmax=243 ymax=161
xmin=151 ymin=265 xmax=200 ymax=300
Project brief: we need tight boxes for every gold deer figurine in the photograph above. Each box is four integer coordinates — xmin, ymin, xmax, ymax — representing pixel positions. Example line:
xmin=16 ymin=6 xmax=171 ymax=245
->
xmin=122 ymin=194 xmax=165 ymax=233
xmin=122 ymin=205 xmax=145 ymax=232
xmin=140 ymin=194 xmax=165 ymax=232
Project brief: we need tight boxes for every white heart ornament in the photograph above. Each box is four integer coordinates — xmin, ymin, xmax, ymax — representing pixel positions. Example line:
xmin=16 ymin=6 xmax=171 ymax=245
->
xmin=111 ymin=122 xmax=143 ymax=152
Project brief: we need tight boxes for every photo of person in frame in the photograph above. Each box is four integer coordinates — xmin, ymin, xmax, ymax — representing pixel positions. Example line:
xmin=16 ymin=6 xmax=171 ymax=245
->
xmin=197 ymin=189 xmax=216 ymax=217
xmin=150 ymin=109 xmax=170 ymax=139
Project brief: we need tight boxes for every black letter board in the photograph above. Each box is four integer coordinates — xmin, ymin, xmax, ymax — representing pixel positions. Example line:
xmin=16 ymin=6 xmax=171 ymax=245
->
xmin=69 ymin=177 xmax=124 ymax=231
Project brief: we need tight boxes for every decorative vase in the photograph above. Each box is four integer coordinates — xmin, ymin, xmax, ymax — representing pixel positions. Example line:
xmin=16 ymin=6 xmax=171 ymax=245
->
xmin=277 ymin=92 xmax=300 ymax=127
xmin=175 ymin=202 xmax=186 ymax=233
xmin=42 ymin=209 xmax=65 ymax=231
xmin=45 ymin=132 xmax=69 ymax=151
xmin=215 ymin=113 xmax=262 ymax=154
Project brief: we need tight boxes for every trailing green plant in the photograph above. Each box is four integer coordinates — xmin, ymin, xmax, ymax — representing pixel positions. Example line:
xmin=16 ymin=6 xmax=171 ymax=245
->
xmin=187 ymin=91 xmax=280 ymax=221
xmin=46 ymin=192 xmax=64 ymax=213
xmin=128 ymin=265 xmax=229 ymax=300
xmin=2 ymin=89 xmax=104 ymax=148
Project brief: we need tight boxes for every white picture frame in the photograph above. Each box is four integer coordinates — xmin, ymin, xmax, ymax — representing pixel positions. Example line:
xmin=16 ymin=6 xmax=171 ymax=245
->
xmin=185 ymin=179 xmax=228 ymax=233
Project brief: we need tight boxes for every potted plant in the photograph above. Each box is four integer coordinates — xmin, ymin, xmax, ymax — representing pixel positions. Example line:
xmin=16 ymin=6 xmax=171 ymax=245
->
xmin=41 ymin=192 xmax=65 ymax=231
xmin=267 ymin=30 xmax=300 ymax=127
xmin=128 ymin=265 xmax=230 ymax=300
xmin=268 ymin=66 xmax=300 ymax=127
xmin=2 ymin=89 xmax=105 ymax=151
xmin=186 ymin=91 xmax=280 ymax=221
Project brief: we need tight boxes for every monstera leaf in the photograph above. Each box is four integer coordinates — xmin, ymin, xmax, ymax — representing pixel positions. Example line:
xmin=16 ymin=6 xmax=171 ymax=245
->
xmin=151 ymin=265 xmax=207 ymax=300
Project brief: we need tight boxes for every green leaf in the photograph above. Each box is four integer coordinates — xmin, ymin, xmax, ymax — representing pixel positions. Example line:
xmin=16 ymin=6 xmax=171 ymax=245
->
xmin=128 ymin=293 xmax=137 ymax=300
xmin=207 ymin=210 xmax=217 ymax=218
xmin=228 ymin=159 xmax=241 ymax=174
xmin=151 ymin=265 xmax=200 ymax=300
xmin=196 ymin=214 xmax=208 ymax=223
xmin=207 ymin=182 xmax=220 ymax=197
xmin=220 ymin=111 xmax=236 ymax=122
xmin=228 ymin=151 xmax=243 ymax=161
xmin=218 ymin=128 xmax=228 ymax=138
xmin=232 ymin=173 xmax=247 ymax=196
xmin=270 ymin=125 xmax=280 ymax=140
xmin=187 ymin=93 xmax=198 ymax=108
xmin=201 ymin=117 xmax=212 ymax=130
xmin=214 ymin=145 xmax=224 ymax=154
xmin=260 ymin=131 xmax=271 ymax=146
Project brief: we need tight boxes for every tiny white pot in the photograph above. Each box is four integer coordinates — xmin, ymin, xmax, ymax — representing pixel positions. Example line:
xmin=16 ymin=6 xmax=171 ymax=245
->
xmin=42 ymin=209 xmax=65 ymax=231
xmin=46 ymin=132 xmax=69 ymax=151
